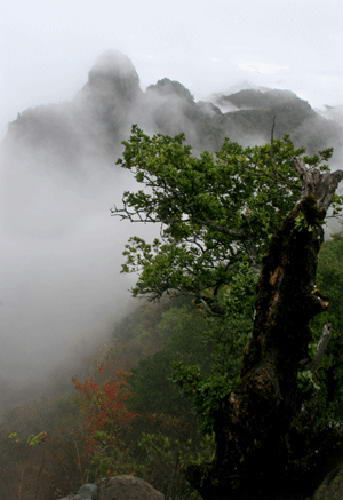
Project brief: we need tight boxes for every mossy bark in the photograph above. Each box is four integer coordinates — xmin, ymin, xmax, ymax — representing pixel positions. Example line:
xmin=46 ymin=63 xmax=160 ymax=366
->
xmin=189 ymin=165 xmax=343 ymax=499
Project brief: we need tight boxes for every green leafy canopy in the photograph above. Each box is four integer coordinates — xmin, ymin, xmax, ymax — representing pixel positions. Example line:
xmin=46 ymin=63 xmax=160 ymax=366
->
xmin=113 ymin=125 xmax=339 ymax=314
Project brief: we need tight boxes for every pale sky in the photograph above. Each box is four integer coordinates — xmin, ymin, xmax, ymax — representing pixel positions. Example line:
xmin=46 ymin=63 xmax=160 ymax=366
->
xmin=1 ymin=0 xmax=343 ymax=135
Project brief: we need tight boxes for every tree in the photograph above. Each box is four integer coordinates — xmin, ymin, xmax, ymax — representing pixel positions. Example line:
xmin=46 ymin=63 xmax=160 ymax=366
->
xmin=113 ymin=126 xmax=343 ymax=499
xmin=73 ymin=370 xmax=136 ymax=479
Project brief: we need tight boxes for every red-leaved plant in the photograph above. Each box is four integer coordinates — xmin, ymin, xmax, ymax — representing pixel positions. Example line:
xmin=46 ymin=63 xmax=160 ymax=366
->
xmin=73 ymin=367 xmax=137 ymax=477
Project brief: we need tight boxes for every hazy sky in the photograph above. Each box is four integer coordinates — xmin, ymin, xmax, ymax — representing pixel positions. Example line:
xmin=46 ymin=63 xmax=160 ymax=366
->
xmin=1 ymin=0 xmax=343 ymax=136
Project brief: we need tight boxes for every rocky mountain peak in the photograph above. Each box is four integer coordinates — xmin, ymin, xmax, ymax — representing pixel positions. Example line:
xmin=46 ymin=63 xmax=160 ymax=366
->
xmin=147 ymin=78 xmax=194 ymax=102
xmin=83 ymin=50 xmax=140 ymax=103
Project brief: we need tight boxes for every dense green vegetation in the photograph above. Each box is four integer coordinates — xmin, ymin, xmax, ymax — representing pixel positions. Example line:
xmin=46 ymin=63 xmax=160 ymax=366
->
xmin=113 ymin=128 xmax=343 ymax=498
xmin=1 ymin=129 xmax=343 ymax=498
xmin=2 ymin=232 xmax=343 ymax=499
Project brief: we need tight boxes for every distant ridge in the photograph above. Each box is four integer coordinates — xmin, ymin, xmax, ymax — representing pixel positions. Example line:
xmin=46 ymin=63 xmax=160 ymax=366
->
xmin=4 ymin=51 xmax=343 ymax=169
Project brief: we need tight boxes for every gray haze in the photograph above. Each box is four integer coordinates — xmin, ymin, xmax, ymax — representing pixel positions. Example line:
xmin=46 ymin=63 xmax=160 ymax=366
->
xmin=1 ymin=1 xmax=343 ymax=408
xmin=0 ymin=53 xmax=153 ymax=405
xmin=1 ymin=0 xmax=343 ymax=137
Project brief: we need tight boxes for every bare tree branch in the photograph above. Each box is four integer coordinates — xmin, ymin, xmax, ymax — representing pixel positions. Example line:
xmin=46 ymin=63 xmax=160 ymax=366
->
xmin=294 ymin=159 xmax=343 ymax=210
xmin=312 ymin=323 xmax=333 ymax=368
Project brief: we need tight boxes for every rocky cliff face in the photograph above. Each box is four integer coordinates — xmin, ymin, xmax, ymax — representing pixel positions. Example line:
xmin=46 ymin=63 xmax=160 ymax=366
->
xmin=85 ymin=51 xmax=140 ymax=103
xmin=74 ymin=50 xmax=143 ymax=156
xmin=4 ymin=51 xmax=143 ymax=164
xmin=4 ymin=50 xmax=342 ymax=171
xmin=58 ymin=475 xmax=165 ymax=500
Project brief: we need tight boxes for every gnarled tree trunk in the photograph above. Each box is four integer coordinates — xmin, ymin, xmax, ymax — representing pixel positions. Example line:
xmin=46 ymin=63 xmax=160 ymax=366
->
xmin=190 ymin=163 xmax=343 ymax=499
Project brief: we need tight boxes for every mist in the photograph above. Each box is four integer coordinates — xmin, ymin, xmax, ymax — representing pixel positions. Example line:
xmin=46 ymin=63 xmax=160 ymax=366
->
xmin=1 ymin=49 xmax=343 ymax=408
xmin=0 ymin=52 xmax=153 ymax=407
xmin=0 ymin=154 xmax=124 ymax=405
xmin=1 ymin=0 xmax=343 ymax=412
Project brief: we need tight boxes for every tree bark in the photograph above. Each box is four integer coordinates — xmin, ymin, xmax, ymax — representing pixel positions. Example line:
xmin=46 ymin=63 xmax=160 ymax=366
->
xmin=189 ymin=164 xmax=343 ymax=499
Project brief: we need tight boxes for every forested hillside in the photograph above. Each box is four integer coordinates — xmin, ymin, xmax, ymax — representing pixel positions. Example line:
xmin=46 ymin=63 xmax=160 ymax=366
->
xmin=2 ymin=220 xmax=343 ymax=499
xmin=1 ymin=51 xmax=343 ymax=499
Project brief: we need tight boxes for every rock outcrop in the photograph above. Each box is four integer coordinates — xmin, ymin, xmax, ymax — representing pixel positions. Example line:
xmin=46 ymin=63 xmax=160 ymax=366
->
xmin=59 ymin=482 xmax=97 ymax=499
xmin=85 ymin=50 xmax=141 ymax=104
xmin=58 ymin=476 xmax=164 ymax=500
xmin=98 ymin=475 xmax=165 ymax=500
xmin=312 ymin=463 xmax=343 ymax=499
xmin=4 ymin=50 xmax=343 ymax=172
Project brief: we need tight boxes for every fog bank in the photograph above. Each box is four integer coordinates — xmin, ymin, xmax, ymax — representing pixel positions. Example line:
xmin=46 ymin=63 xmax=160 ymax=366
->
xmin=1 ymin=50 xmax=343 ymax=410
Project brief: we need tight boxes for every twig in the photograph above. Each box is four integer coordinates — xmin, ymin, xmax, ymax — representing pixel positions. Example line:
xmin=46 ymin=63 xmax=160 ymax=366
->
xmin=312 ymin=323 xmax=333 ymax=368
